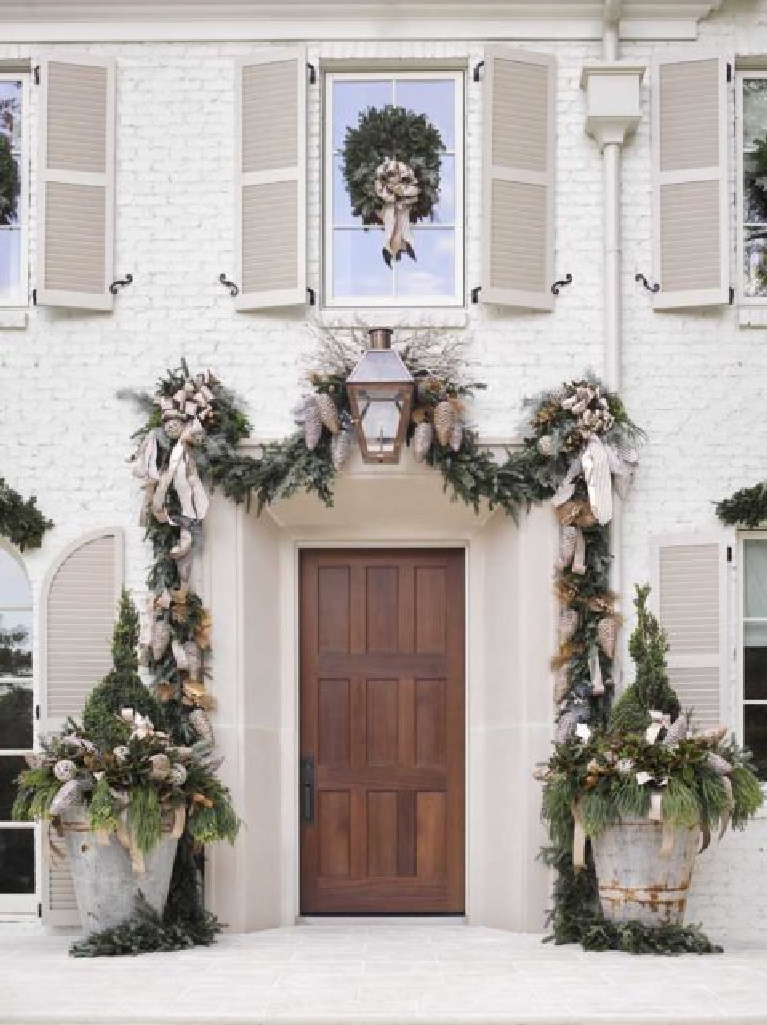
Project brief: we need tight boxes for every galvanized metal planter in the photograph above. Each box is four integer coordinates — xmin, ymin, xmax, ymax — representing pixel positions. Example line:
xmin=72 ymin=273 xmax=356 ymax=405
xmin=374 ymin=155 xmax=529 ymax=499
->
xmin=61 ymin=806 xmax=178 ymax=933
xmin=591 ymin=818 xmax=699 ymax=927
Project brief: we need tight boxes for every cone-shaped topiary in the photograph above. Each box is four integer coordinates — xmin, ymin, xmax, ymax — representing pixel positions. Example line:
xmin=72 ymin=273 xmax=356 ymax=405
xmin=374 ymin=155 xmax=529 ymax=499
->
xmin=610 ymin=583 xmax=681 ymax=733
xmin=82 ymin=590 xmax=164 ymax=749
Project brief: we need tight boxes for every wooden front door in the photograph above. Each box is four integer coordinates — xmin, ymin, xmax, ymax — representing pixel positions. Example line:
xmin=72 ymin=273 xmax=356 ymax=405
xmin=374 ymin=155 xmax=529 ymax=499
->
xmin=300 ymin=549 xmax=465 ymax=914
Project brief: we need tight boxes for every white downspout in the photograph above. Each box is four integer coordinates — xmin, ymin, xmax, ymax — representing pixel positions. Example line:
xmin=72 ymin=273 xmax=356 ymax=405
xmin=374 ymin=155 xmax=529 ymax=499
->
xmin=602 ymin=0 xmax=624 ymax=686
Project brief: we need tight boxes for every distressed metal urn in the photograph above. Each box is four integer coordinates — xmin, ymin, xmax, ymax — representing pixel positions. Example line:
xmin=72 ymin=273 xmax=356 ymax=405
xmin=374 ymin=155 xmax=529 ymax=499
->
xmin=591 ymin=819 xmax=699 ymax=926
xmin=61 ymin=806 xmax=178 ymax=933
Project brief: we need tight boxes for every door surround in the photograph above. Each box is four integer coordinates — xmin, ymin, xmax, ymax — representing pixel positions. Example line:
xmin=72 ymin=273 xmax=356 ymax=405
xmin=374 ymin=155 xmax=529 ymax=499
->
xmin=202 ymin=446 xmax=556 ymax=933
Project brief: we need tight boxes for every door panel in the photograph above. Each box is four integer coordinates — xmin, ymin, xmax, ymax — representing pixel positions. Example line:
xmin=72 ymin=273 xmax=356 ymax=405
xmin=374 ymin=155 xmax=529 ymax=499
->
xmin=300 ymin=549 xmax=464 ymax=914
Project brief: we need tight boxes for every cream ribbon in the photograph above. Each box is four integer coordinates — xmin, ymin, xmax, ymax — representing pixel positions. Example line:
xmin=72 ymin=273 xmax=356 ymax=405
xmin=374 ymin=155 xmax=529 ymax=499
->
xmin=589 ymin=647 xmax=605 ymax=696
xmin=552 ymin=440 xmax=638 ymax=521
xmin=582 ymin=435 xmax=613 ymax=526
xmin=572 ymin=799 xmax=587 ymax=870
xmin=374 ymin=159 xmax=420 ymax=265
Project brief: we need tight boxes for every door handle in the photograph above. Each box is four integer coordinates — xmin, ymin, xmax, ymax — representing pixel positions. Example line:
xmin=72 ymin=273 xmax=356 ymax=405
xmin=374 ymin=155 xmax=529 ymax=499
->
xmin=300 ymin=755 xmax=315 ymax=824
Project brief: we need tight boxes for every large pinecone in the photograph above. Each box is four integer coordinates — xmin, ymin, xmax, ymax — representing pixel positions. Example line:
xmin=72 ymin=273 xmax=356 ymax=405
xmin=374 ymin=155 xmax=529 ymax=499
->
xmin=413 ymin=422 xmax=433 ymax=462
xmin=303 ymin=399 xmax=323 ymax=451
xmin=433 ymin=400 xmax=454 ymax=447
xmin=315 ymin=392 xmax=340 ymax=435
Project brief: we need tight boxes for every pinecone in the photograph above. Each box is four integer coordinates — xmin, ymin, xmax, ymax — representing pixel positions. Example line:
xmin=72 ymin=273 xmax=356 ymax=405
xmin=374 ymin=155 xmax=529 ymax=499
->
xmin=412 ymin=422 xmax=433 ymax=462
xmin=151 ymin=620 xmax=171 ymax=661
xmin=148 ymin=754 xmax=171 ymax=781
xmin=449 ymin=420 xmax=463 ymax=452
xmin=554 ymin=709 xmax=580 ymax=744
xmin=433 ymin=400 xmax=454 ymax=447
xmin=189 ymin=707 xmax=215 ymax=746
xmin=303 ymin=399 xmax=323 ymax=451
xmin=183 ymin=640 xmax=201 ymax=679
xmin=557 ymin=525 xmax=578 ymax=569
xmin=597 ymin=616 xmax=617 ymax=658
xmin=315 ymin=392 xmax=340 ymax=435
xmin=331 ymin=429 xmax=351 ymax=471
xmin=707 ymin=752 xmax=733 ymax=776
xmin=50 ymin=779 xmax=82 ymax=816
xmin=663 ymin=716 xmax=688 ymax=746
xmin=559 ymin=609 xmax=578 ymax=642
xmin=554 ymin=667 xmax=570 ymax=704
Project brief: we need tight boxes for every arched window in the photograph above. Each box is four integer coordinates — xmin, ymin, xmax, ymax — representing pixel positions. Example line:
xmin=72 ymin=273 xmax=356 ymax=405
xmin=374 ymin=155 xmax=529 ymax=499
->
xmin=0 ymin=545 xmax=35 ymax=915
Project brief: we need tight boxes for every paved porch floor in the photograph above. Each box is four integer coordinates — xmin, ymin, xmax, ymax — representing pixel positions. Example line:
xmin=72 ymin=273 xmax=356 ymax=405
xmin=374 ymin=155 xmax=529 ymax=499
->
xmin=2 ymin=923 xmax=767 ymax=1025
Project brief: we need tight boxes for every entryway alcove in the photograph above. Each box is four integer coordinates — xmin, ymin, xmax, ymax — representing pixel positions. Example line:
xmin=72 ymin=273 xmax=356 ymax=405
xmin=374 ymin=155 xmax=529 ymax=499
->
xmin=202 ymin=444 xmax=556 ymax=933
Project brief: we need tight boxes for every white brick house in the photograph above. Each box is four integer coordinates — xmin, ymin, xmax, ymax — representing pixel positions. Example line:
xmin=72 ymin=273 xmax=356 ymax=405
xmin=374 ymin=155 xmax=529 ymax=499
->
xmin=0 ymin=0 xmax=766 ymax=947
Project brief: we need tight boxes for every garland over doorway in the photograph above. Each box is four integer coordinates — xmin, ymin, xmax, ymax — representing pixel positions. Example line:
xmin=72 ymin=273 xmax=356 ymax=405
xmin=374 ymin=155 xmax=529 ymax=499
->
xmin=121 ymin=337 xmax=642 ymax=953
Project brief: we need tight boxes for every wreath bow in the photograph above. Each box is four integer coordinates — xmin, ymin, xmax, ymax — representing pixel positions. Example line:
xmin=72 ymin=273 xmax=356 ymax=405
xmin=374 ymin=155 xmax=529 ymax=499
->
xmin=374 ymin=158 xmax=420 ymax=265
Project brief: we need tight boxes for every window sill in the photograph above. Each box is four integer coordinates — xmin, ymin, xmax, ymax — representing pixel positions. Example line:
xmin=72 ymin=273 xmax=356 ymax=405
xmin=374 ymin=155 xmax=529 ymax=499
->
xmin=0 ymin=309 xmax=28 ymax=330
xmin=317 ymin=307 xmax=468 ymax=330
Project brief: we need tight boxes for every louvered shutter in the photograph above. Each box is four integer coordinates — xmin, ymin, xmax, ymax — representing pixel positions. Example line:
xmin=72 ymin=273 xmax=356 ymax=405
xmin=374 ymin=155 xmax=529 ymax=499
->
xmin=40 ymin=529 xmax=122 ymax=925
xmin=652 ymin=535 xmax=729 ymax=732
xmin=481 ymin=47 xmax=555 ymax=311
xmin=235 ymin=49 xmax=306 ymax=310
xmin=652 ymin=56 xmax=729 ymax=309
xmin=36 ymin=56 xmax=115 ymax=311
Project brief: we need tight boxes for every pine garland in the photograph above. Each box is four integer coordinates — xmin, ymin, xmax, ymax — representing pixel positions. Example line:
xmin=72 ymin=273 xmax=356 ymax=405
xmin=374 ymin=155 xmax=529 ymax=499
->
xmin=0 ymin=476 xmax=53 ymax=550
xmin=716 ymin=481 xmax=767 ymax=528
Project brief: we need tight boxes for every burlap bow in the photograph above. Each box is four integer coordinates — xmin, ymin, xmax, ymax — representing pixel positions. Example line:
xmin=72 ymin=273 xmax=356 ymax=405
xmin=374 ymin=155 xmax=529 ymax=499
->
xmin=374 ymin=158 xmax=420 ymax=265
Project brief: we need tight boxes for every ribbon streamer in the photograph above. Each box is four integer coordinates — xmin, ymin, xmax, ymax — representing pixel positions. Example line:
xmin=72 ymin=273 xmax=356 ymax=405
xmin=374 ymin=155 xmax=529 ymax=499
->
xmin=374 ymin=159 xmax=419 ymax=265
xmin=582 ymin=435 xmax=613 ymax=525
xmin=572 ymin=800 xmax=587 ymax=870
xmin=589 ymin=647 xmax=605 ymax=696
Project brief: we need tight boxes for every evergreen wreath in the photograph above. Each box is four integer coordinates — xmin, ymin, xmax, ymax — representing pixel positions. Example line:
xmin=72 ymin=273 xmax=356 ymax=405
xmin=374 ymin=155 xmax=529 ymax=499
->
xmin=716 ymin=480 xmax=767 ymax=528
xmin=342 ymin=104 xmax=443 ymax=226
xmin=0 ymin=476 xmax=53 ymax=550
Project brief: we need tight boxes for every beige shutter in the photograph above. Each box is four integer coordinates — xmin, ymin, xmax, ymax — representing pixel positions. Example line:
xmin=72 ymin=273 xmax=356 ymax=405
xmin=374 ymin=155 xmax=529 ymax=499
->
xmin=235 ymin=49 xmax=306 ymax=310
xmin=652 ymin=535 xmax=729 ymax=732
xmin=652 ymin=56 xmax=730 ymax=309
xmin=481 ymin=47 xmax=555 ymax=311
xmin=36 ymin=56 xmax=115 ymax=311
xmin=40 ymin=529 xmax=122 ymax=925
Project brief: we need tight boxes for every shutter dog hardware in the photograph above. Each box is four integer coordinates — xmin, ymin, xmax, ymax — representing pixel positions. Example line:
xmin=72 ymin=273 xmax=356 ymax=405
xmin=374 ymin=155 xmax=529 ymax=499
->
xmin=551 ymin=273 xmax=573 ymax=296
xmin=109 ymin=273 xmax=133 ymax=295
xmin=635 ymin=272 xmax=660 ymax=294
xmin=218 ymin=273 xmax=239 ymax=297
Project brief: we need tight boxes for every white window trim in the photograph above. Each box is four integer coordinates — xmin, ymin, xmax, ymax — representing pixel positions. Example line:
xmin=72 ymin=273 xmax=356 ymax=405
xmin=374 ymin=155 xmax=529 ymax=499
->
xmin=322 ymin=68 xmax=465 ymax=310
xmin=0 ymin=71 xmax=29 ymax=310
xmin=0 ymin=540 xmax=37 ymax=918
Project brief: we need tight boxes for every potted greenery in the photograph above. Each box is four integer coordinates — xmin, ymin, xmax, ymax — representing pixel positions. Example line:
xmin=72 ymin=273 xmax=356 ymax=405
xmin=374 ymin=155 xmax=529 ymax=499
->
xmin=13 ymin=592 xmax=238 ymax=934
xmin=540 ymin=585 xmax=763 ymax=933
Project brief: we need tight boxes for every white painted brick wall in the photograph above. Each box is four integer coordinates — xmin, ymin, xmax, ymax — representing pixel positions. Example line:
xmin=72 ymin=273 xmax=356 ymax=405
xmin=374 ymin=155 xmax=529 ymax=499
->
xmin=2 ymin=1 xmax=767 ymax=944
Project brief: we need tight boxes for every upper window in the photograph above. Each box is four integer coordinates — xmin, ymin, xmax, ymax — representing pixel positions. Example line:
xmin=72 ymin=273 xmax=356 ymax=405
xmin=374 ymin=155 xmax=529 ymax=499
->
xmin=0 ymin=75 xmax=27 ymax=308
xmin=742 ymin=537 xmax=767 ymax=781
xmin=323 ymin=70 xmax=464 ymax=308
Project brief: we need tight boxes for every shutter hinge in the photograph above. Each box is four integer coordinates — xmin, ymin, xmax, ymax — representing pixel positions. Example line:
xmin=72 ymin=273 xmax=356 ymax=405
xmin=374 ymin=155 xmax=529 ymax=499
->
xmin=727 ymin=545 xmax=733 ymax=563
xmin=37 ymin=902 xmax=42 ymax=919
xmin=471 ymin=286 xmax=481 ymax=304
xmin=218 ymin=273 xmax=239 ymax=297
xmin=729 ymin=286 xmax=735 ymax=305
xmin=307 ymin=63 xmax=317 ymax=85
xmin=35 ymin=703 xmax=40 ymax=720
xmin=33 ymin=65 xmax=40 ymax=85
xmin=727 ymin=62 xmax=733 ymax=83
xmin=473 ymin=61 xmax=485 ymax=83
xmin=307 ymin=287 xmax=316 ymax=306
xmin=31 ymin=288 xmax=37 ymax=306
xmin=551 ymin=273 xmax=573 ymax=296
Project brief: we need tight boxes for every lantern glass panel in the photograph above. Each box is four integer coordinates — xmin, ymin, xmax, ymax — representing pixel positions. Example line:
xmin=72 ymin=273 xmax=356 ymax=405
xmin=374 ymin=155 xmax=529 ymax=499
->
xmin=357 ymin=387 xmax=405 ymax=457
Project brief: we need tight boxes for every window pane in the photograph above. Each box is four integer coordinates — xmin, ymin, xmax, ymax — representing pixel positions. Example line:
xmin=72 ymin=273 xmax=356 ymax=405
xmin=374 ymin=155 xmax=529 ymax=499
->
xmin=396 ymin=79 xmax=455 ymax=149
xmin=333 ymin=154 xmax=357 ymax=226
xmin=0 ymin=230 xmax=21 ymax=298
xmin=745 ymin=540 xmax=767 ymax=616
xmin=333 ymin=80 xmax=392 ymax=151
xmin=745 ymin=625 xmax=767 ymax=699
xmin=0 ymin=548 xmax=32 ymax=607
xmin=744 ymin=704 xmax=767 ymax=781
xmin=744 ymin=79 xmax=767 ymax=152
xmin=0 ymin=756 xmax=26 ymax=819
xmin=431 ymin=155 xmax=455 ymax=225
xmin=396 ymin=228 xmax=456 ymax=297
xmin=0 ymin=609 xmax=31 ymax=678
xmin=333 ymin=229 xmax=393 ymax=298
xmin=0 ymin=81 xmax=22 ymax=149
xmin=0 ymin=828 xmax=34 ymax=894
xmin=743 ymin=151 xmax=767 ymax=224
xmin=0 ymin=681 xmax=33 ymax=750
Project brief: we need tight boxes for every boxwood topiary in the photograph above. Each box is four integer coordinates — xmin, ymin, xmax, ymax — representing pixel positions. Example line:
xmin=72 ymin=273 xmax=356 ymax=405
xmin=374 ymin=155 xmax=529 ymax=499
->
xmin=81 ymin=589 xmax=164 ymax=749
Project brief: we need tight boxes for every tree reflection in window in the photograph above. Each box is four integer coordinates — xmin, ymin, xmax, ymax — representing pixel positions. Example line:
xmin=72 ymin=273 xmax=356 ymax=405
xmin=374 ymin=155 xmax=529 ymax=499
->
xmin=0 ymin=548 xmax=33 ymax=751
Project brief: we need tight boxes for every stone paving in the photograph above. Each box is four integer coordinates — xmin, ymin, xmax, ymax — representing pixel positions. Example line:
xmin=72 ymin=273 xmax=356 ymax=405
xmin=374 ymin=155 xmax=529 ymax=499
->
xmin=2 ymin=924 xmax=767 ymax=1024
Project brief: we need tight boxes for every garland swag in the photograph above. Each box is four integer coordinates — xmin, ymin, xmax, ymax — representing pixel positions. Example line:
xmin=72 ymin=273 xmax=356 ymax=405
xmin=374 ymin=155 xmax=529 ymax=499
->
xmin=120 ymin=342 xmax=649 ymax=955
xmin=716 ymin=481 xmax=767 ymax=528
xmin=0 ymin=476 xmax=53 ymax=551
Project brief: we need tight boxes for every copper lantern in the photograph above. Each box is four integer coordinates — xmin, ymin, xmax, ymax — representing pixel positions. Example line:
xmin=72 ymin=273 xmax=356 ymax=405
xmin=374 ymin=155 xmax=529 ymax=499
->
xmin=346 ymin=328 xmax=414 ymax=464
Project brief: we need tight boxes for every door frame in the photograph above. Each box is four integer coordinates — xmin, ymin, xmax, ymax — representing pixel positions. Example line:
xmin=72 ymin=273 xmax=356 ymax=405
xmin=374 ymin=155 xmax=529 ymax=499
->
xmin=290 ymin=540 xmax=469 ymax=921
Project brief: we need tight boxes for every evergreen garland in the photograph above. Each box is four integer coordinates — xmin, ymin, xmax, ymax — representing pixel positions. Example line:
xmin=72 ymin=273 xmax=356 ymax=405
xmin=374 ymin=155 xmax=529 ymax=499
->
xmin=716 ymin=481 xmax=767 ymax=528
xmin=341 ymin=105 xmax=443 ymax=225
xmin=0 ymin=476 xmax=53 ymax=550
